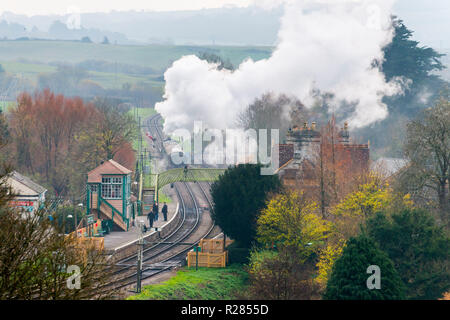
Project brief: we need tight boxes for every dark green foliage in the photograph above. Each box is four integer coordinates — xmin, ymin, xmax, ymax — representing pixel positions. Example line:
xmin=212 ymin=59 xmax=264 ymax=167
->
xmin=197 ymin=52 xmax=234 ymax=70
xmin=324 ymin=235 xmax=405 ymax=300
xmin=211 ymin=163 xmax=281 ymax=248
xmin=227 ymin=241 xmax=251 ymax=264
xmin=382 ymin=17 xmax=445 ymax=84
xmin=364 ymin=209 xmax=450 ymax=300
xmin=54 ymin=205 xmax=85 ymax=234
xmin=382 ymin=17 xmax=447 ymax=116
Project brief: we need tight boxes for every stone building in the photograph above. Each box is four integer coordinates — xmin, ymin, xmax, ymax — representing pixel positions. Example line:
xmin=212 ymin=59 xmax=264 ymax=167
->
xmin=6 ymin=171 xmax=47 ymax=213
xmin=275 ymin=121 xmax=370 ymax=189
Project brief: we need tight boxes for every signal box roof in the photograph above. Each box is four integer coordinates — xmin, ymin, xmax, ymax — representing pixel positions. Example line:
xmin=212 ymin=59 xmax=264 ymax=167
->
xmin=87 ymin=159 xmax=132 ymax=183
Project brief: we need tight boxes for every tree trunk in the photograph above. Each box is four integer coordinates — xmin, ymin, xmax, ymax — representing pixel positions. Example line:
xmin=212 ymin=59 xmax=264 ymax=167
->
xmin=438 ymin=180 xmax=448 ymax=223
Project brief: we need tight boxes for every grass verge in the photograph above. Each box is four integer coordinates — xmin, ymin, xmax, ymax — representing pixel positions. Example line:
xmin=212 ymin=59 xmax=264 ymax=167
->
xmin=127 ymin=264 xmax=248 ymax=300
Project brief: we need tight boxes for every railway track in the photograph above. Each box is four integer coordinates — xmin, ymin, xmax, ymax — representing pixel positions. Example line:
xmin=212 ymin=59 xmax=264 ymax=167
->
xmin=108 ymin=181 xmax=215 ymax=292
xmin=106 ymin=113 xmax=219 ymax=293
xmin=146 ymin=113 xmax=164 ymax=153
xmin=145 ymin=113 xmax=222 ymax=240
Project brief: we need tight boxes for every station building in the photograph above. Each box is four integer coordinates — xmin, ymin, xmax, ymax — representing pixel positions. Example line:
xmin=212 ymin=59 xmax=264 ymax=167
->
xmin=6 ymin=171 xmax=47 ymax=213
xmin=86 ymin=159 xmax=137 ymax=232
xmin=275 ymin=122 xmax=370 ymax=188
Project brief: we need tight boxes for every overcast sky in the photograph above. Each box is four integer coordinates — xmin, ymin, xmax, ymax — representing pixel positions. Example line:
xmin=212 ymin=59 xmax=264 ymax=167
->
xmin=0 ymin=0 xmax=448 ymax=48
xmin=0 ymin=0 xmax=254 ymax=15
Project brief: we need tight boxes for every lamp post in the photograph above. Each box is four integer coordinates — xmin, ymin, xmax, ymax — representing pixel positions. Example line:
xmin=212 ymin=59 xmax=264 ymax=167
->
xmin=67 ymin=214 xmax=73 ymax=233
xmin=76 ymin=203 xmax=83 ymax=233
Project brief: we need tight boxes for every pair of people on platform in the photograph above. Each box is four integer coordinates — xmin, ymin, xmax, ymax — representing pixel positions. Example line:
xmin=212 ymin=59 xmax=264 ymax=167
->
xmin=147 ymin=202 xmax=168 ymax=229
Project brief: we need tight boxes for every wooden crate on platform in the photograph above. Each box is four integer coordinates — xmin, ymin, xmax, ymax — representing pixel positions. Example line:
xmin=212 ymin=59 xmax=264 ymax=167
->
xmin=65 ymin=234 xmax=105 ymax=264
xmin=186 ymin=238 xmax=233 ymax=268
xmin=199 ymin=238 xmax=233 ymax=253
xmin=187 ymin=251 xmax=228 ymax=268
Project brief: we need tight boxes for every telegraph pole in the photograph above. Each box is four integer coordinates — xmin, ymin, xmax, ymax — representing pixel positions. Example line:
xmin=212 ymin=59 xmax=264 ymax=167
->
xmin=136 ymin=221 xmax=144 ymax=293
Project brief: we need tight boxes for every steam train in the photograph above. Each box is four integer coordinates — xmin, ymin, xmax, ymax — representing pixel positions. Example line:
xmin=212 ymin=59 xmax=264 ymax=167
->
xmin=164 ymin=140 xmax=189 ymax=168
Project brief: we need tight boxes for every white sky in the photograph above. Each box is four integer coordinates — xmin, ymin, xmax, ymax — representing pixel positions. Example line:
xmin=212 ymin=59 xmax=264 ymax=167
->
xmin=0 ymin=0 xmax=255 ymax=16
xmin=0 ymin=0 xmax=448 ymax=49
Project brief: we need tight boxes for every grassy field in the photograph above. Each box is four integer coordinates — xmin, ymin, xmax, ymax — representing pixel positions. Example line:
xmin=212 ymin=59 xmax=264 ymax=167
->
xmin=0 ymin=40 xmax=272 ymax=91
xmin=0 ymin=101 xmax=15 ymax=113
xmin=128 ymin=106 xmax=158 ymax=120
xmin=0 ymin=40 xmax=272 ymax=72
xmin=0 ymin=60 xmax=164 ymax=90
xmin=127 ymin=264 xmax=248 ymax=300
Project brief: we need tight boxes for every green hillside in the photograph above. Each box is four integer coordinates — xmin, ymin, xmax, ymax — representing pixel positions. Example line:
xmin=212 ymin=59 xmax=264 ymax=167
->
xmin=0 ymin=40 xmax=272 ymax=72
xmin=0 ymin=40 xmax=272 ymax=91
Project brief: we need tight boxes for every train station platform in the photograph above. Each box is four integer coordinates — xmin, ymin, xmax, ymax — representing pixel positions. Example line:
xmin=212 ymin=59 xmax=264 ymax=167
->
xmin=103 ymin=186 xmax=180 ymax=260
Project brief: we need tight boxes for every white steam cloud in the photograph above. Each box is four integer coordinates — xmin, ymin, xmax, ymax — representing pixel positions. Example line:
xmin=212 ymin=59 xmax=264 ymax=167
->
xmin=156 ymin=0 xmax=403 ymax=133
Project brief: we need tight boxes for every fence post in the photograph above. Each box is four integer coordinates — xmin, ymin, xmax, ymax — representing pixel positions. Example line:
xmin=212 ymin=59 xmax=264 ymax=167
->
xmin=196 ymin=246 xmax=199 ymax=271
xmin=223 ymin=233 xmax=226 ymax=252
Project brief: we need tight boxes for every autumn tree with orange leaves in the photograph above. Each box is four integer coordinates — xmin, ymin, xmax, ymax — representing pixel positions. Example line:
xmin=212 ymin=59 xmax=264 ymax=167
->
xmin=303 ymin=118 xmax=370 ymax=217
xmin=7 ymin=90 xmax=136 ymax=197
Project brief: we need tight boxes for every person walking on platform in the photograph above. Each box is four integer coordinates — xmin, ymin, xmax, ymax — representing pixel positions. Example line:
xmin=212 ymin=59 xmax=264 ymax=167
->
xmin=153 ymin=202 xmax=159 ymax=221
xmin=162 ymin=202 xmax=168 ymax=221
xmin=147 ymin=210 xmax=154 ymax=229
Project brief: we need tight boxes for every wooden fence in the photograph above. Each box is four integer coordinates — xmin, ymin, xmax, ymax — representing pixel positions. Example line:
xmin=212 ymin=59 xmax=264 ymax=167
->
xmin=187 ymin=251 xmax=228 ymax=268
xmin=186 ymin=238 xmax=233 ymax=268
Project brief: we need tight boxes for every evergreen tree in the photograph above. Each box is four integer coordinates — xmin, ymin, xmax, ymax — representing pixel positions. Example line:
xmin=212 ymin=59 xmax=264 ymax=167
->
xmin=365 ymin=209 xmax=450 ymax=300
xmin=356 ymin=17 xmax=447 ymax=157
xmin=383 ymin=17 xmax=445 ymax=83
xmin=211 ymin=163 xmax=281 ymax=248
xmin=382 ymin=16 xmax=447 ymax=116
xmin=324 ymin=235 xmax=405 ymax=300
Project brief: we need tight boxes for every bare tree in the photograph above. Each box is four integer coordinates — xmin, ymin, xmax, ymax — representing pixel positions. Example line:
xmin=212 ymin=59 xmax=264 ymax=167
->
xmin=237 ymin=93 xmax=307 ymax=145
xmin=0 ymin=167 xmax=115 ymax=300
xmin=397 ymin=89 xmax=450 ymax=224
xmin=245 ymin=248 xmax=320 ymax=300
xmin=90 ymin=98 xmax=137 ymax=160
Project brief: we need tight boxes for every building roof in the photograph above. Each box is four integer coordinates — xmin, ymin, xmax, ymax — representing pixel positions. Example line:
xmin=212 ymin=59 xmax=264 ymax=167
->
xmin=87 ymin=159 xmax=132 ymax=183
xmin=373 ymin=157 xmax=408 ymax=176
xmin=9 ymin=171 xmax=47 ymax=195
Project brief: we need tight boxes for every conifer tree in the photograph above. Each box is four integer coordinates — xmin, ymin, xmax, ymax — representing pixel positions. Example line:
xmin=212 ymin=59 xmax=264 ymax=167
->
xmin=324 ymin=235 xmax=405 ymax=300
